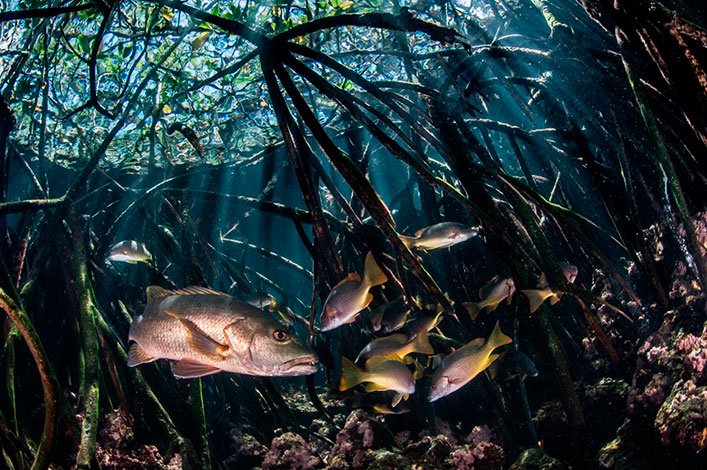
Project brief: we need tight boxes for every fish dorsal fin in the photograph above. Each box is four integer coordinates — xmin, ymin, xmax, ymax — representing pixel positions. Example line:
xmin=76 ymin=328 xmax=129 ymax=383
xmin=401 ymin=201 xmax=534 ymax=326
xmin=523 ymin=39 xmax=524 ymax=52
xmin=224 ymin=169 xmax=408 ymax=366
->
xmin=146 ymin=285 xmax=224 ymax=301
xmin=460 ymin=337 xmax=485 ymax=352
xmin=414 ymin=227 xmax=426 ymax=238
xmin=333 ymin=273 xmax=361 ymax=289
xmin=146 ymin=285 xmax=171 ymax=301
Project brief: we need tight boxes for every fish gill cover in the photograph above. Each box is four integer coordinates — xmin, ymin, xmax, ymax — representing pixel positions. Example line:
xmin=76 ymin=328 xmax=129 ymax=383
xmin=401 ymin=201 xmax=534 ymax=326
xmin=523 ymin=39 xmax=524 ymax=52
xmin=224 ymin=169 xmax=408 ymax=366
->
xmin=0 ymin=0 xmax=705 ymax=469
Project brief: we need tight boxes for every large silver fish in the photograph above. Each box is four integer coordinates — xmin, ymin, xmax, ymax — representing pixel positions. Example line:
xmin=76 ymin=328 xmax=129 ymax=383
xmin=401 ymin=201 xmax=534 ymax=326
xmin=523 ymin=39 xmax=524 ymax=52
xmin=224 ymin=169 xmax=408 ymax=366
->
xmin=127 ymin=286 xmax=319 ymax=378
xmin=107 ymin=240 xmax=153 ymax=266
xmin=399 ymin=222 xmax=479 ymax=251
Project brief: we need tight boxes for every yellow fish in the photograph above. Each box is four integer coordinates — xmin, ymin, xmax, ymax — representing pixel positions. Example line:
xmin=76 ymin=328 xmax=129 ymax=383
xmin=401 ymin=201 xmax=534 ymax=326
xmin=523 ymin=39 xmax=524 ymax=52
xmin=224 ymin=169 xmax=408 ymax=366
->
xmin=522 ymin=263 xmax=578 ymax=313
xmin=355 ymin=331 xmax=434 ymax=367
xmin=428 ymin=321 xmax=512 ymax=402
xmin=320 ymin=252 xmax=388 ymax=331
xmin=340 ymin=357 xmax=415 ymax=407
xmin=399 ymin=222 xmax=479 ymax=251
xmin=463 ymin=276 xmax=515 ymax=320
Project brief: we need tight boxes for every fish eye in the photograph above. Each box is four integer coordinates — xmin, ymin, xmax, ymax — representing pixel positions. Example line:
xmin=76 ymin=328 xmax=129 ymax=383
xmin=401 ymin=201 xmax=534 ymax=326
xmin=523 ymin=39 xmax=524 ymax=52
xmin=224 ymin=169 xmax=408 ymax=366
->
xmin=273 ymin=330 xmax=289 ymax=342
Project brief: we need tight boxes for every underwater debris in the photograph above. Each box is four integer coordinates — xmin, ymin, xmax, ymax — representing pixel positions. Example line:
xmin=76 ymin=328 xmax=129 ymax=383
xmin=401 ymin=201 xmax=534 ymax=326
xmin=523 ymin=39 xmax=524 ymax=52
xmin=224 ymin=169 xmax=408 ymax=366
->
xmin=127 ymin=286 xmax=318 ymax=377
xmin=399 ymin=222 xmax=480 ymax=251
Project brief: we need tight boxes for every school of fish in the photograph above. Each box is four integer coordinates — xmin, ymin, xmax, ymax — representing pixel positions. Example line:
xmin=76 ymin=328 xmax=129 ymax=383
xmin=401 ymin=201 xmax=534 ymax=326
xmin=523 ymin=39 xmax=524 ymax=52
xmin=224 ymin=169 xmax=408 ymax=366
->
xmin=114 ymin=221 xmax=580 ymax=408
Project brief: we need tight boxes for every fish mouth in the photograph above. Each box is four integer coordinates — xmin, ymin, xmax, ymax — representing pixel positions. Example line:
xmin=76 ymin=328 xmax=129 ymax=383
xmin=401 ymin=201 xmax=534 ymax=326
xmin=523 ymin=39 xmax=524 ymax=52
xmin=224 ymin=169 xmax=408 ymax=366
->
xmin=279 ymin=355 xmax=319 ymax=375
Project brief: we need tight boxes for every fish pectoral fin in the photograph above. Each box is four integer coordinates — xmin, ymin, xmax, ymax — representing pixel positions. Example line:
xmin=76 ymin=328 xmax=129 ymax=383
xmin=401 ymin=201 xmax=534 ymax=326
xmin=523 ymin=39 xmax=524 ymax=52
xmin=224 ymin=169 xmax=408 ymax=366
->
xmin=165 ymin=311 xmax=230 ymax=360
xmin=333 ymin=273 xmax=361 ymax=289
xmin=127 ymin=343 xmax=156 ymax=366
xmin=460 ymin=338 xmax=485 ymax=352
xmin=399 ymin=234 xmax=416 ymax=249
xmin=391 ymin=393 xmax=404 ymax=408
xmin=171 ymin=360 xmax=221 ymax=379
xmin=448 ymin=375 xmax=467 ymax=386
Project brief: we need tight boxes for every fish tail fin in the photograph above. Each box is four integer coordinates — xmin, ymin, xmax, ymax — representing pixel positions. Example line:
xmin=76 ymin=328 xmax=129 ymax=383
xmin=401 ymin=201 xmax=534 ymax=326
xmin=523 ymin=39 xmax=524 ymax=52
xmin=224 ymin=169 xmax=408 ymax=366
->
xmin=412 ymin=330 xmax=435 ymax=356
xmin=363 ymin=252 xmax=388 ymax=287
xmin=339 ymin=357 xmax=366 ymax=391
xmin=463 ymin=301 xmax=482 ymax=320
xmin=487 ymin=321 xmax=513 ymax=351
xmin=522 ymin=288 xmax=553 ymax=313
xmin=549 ymin=293 xmax=562 ymax=305
xmin=399 ymin=234 xmax=416 ymax=249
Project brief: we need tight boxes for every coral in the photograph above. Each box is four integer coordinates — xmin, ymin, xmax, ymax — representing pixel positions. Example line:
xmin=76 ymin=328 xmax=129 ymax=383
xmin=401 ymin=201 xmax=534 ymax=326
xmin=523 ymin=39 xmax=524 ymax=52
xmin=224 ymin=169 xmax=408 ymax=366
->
xmin=361 ymin=449 xmax=405 ymax=469
xmin=655 ymin=380 xmax=707 ymax=452
xmin=262 ymin=432 xmax=322 ymax=470
xmin=223 ymin=428 xmax=268 ymax=468
xmin=443 ymin=441 xmax=504 ymax=470
xmin=677 ymin=330 xmax=707 ymax=382
xmin=99 ymin=408 xmax=135 ymax=448
xmin=446 ymin=445 xmax=477 ymax=469
xmin=328 ymin=410 xmax=380 ymax=469
xmin=94 ymin=408 xmax=180 ymax=470
xmin=465 ymin=425 xmax=494 ymax=446
xmin=394 ymin=430 xmax=411 ymax=446
xmin=434 ymin=417 xmax=458 ymax=446
xmin=96 ymin=444 xmax=174 ymax=470
xmin=533 ymin=401 xmax=572 ymax=461
xmin=509 ymin=447 xmax=567 ymax=469
xmin=597 ymin=419 xmax=657 ymax=469
xmin=581 ymin=378 xmax=629 ymax=445
xmin=405 ymin=434 xmax=454 ymax=466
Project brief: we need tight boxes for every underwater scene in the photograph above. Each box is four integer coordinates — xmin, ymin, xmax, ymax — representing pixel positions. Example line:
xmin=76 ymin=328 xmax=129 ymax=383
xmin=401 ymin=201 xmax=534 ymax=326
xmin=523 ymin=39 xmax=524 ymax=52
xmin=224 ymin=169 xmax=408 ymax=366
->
xmin=0 ymin=0 xmax=706 ymax=469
